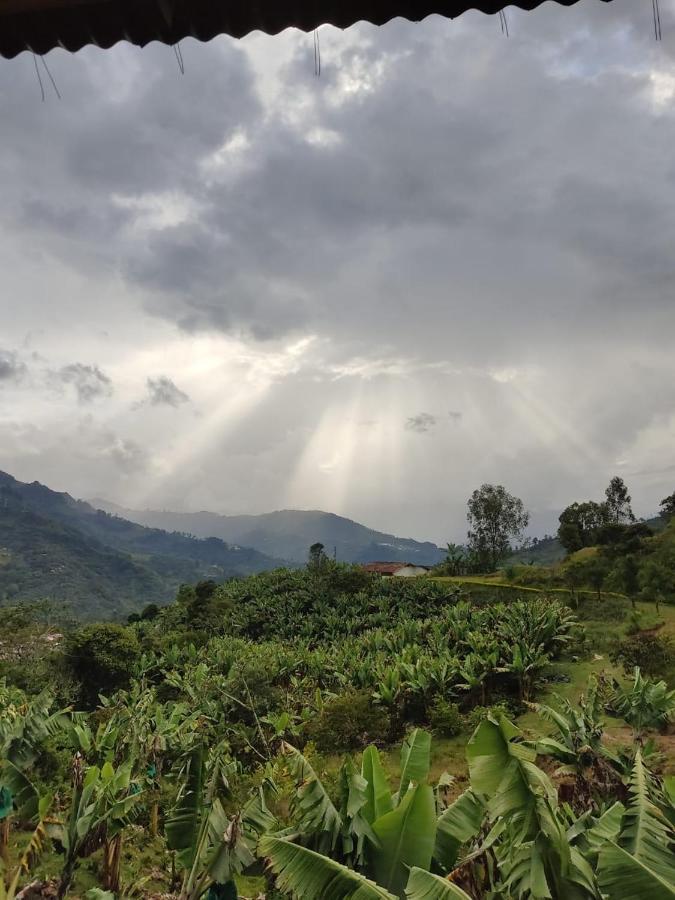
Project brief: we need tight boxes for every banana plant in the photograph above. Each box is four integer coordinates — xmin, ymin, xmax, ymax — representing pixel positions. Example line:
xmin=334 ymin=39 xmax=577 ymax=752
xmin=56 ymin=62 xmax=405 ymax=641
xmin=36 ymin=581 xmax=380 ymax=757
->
xmin=0 ymin=761 xmax=40 ymax=865
xmin=533 ymin=676 xmax=612 ymax=795
xmin=0 ymin=794 xmax=55 ymax=900
xmin=166 ymin=743 xmax=276 ymax=900
xmin=597 ymin=750 xmax=675 ymax=899
xmin=52 ymin=757 xmax=143 ymax=898
xmin=0 ymin=761 xmax=57 ymax=900
xmin=270 ymin=730 xmax=472 ymax=899
xmin=0 ymin=689 xmax=70 ymax=770
xmin=606 ymin=667 xmax=675 ymax=745
xmin=496 ymin=641 xmax=550 ymax=702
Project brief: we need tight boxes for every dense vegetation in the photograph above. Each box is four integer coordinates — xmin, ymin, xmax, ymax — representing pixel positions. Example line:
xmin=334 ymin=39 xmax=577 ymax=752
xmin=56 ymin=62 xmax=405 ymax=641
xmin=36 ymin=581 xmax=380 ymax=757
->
xmin=0 ymin=471 xmax=280 ymax=618
xmin=1 ymin=557 xmax=674 ymax=898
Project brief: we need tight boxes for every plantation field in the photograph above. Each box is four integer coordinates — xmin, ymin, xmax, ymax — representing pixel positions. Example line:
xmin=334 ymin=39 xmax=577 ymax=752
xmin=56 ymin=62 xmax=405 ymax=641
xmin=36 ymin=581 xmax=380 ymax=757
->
xmin=1 ymin=566 xmax=674 ymax=898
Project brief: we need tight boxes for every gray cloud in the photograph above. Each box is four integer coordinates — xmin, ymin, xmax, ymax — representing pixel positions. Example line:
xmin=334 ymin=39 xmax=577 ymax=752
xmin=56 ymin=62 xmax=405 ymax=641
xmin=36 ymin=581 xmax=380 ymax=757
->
xmin=405 ymin=413 xmax=437 ymax=434
xmin=0 ymin=349 xmax=26 ymax=383
xmin=56 ymin=364 xmax=113 ymax=404
xmin=106 ymin=436 xmax=149 ymax=474
xmin=145 ymin=376 xmax=190 ymax=407
xmin=1 ymin=0 xmax=675 ymax=542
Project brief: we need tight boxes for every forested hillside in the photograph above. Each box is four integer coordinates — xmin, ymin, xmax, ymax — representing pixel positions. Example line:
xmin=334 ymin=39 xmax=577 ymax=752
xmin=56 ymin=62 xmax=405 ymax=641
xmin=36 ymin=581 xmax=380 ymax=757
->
xmin=93 ymin=501 xmax=446 ymax=566
xmin=0 ymin=471 xmax=283 ymax=618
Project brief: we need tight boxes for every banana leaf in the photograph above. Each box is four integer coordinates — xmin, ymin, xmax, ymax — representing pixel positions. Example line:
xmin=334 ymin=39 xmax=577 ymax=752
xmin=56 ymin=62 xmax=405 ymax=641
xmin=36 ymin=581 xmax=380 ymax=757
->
xmin=166 ymin=744 xmax=205 ymax=868
xmin=597 ymin=841 xmax=675 ymax=899
xmin=434 ymin=790 xmax=484 ymax=871
xmin=258 ymin=833 xmax=396 ymax=899
xmin=404 ymin=868 xmax=473 ymax=899
xmin=398 ymin=730 xmax=431 ymax=800
xmin=371 ymin=784 xmax=436 ymax=897
xmin=361 ymin=746 xmax=393 ymax=825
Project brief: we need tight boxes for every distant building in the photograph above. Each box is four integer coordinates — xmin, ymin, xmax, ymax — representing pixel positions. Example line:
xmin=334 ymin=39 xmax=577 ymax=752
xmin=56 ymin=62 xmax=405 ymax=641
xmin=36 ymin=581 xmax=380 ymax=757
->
xmin=362 ymin=561 xmax=430 ymax=577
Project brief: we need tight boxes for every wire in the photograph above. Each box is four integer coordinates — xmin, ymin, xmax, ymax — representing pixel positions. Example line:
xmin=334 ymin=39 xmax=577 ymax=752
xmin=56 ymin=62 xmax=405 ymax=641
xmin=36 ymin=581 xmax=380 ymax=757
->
xmin=652 ymin=0 xmax=662 ymax=41
xmin=173 ymin=42 xmax=185 ymax=74
xmin=41 ymin=55 xmax=61 ymax=99
xmin=32 ymin=54 xmax=45 ymax=102
xmin=313 ymin=28 xmax=321 ymax=76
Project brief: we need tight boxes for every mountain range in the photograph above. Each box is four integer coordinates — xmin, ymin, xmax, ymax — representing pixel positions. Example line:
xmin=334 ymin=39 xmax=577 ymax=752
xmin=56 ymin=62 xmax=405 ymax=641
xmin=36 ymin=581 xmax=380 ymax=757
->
xmin=90 ymin=501 xmax=446 ymax=567
xmin=0 ymin=470 xmax=279 ymax=619
xmin=0 ymin=470 xmax=445 ymax=619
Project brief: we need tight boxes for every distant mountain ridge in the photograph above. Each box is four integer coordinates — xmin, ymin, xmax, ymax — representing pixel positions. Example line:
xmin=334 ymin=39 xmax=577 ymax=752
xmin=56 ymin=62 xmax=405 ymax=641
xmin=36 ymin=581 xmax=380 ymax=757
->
xmin=90 ymin=501 xmax=446 ymax=566
xmin=0 ymin=470 xmax=282 ymax=618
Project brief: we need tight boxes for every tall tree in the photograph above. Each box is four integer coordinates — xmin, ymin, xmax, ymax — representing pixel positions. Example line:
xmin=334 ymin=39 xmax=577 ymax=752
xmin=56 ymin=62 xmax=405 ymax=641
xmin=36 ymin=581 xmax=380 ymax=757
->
xmin=466 ymin=484 xmax=529 ymax=573
xmin=308 ymin=542 xmax=329 ymax=571
xmin=558 ymin=501 xmax=608 ymax=554
xmin=660 ymin=491 xmax=675 ymax=522
xmin=605 ymin=476 xmax=635 ymax=525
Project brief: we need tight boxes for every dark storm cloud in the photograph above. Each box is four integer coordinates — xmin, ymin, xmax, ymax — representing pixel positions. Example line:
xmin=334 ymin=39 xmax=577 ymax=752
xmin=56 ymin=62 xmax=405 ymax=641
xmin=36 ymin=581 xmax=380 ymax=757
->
xmin=2 ymin=1 xmax=674 ymax=354
xmin=405 ymin=413 xmax=437 ymax=433
xmin=0 ymin=349 xmax=26 ymax=383
xmin=1 ymin=0 xmax=675 ymax=540
xmin=145 ymin=376 xmax=190 ymax=407
xmin=56 ymin=363 xmax=113 ymax=404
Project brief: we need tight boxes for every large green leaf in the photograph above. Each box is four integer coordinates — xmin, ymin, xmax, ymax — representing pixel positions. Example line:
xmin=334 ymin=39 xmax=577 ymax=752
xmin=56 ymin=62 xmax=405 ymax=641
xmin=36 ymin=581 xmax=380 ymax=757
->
xmin=166 ymin=744 xmax=205 ymax=868
xmin=0 ymin=760 xmax=39 ymax=821
xmin=398 ymin=730 xmax=431 ymax=799
xmin=361 ymin=746 xmax=393 ymax=825
xmin=601 ymin=750 xmax=675 ymax=889
xmin=258 ymin=834 xmax=396 ymax=899
xmin=371 ymin=784 xmax=437 ymax=898
xmin=339 ymin=756 xmax=378 ymax=865
xmin=434 ymin=790 xmax=484 ymax=871
xmin=404 ymin=868 xmax=473 ymax=900
xmin=283 ymin=742 xmax=342 ymax=852
xmin=205 ymin=802 xmax=255 ymax=885
xmin=597 ymin=841 xmax=675 ymax=899
xmin=466 ymin=715 xmax=555 ymax=832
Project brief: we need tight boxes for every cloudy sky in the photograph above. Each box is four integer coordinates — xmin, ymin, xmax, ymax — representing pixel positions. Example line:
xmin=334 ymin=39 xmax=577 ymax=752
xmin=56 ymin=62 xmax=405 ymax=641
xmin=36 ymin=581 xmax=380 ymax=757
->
xmin=1 ymin=0 xmax=675 ymax=544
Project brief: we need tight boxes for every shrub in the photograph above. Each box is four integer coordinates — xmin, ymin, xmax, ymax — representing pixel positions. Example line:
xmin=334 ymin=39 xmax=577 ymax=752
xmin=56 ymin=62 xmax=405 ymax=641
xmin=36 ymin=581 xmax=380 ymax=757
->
xmin=65 ymin=623 xmax=140 ymax=708
xmin=464 ymin=701 xmax=515 ymax=731
xmin=428 ymin=698 xmax=463 ymax=737
xmin=304 ymin=690 xmax=390 ymax=751
xmin=610 ymin=632 xmax=675 ymax=679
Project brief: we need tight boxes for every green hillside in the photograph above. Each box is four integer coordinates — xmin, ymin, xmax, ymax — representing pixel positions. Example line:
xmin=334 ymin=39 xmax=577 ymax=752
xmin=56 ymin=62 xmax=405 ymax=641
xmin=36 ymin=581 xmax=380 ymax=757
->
xmin=0 ymin=471 xmax=285 ymax=618
xmin=92 ymin=501 xmax=447 ymax=566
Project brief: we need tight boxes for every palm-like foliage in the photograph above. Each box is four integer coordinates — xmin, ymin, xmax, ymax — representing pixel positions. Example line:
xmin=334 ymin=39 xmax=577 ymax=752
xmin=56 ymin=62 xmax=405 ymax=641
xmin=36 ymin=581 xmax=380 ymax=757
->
xmin=166 ymin=743 xmax=275 ymax=900
xmin=52 ymin=758 xmax=143 ymax=898
xmin=606 ymin=668 xmax=675 ymax=743
xmin=597 ymin=750 xmax=675 ymax=898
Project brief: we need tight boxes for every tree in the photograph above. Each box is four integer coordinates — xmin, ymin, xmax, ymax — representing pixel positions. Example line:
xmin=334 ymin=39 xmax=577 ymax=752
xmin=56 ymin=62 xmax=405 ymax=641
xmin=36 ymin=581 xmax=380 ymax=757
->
xmin=307 ymin=542 xmax=329 ymax=571
xmin=65 ymin=624 xmax=140 ymax=709
xmin=558 ymin=501 xmax=608 ymax=554
xmin=660 ymin=491 xmax=675 ymax=522
xmin=640 ymin=558 xmax=675 ymax=610
xmin=585 ymin=558 xmax=609 ymax=601
xmin=466 ymin=484 xmax=529 ymax=573
xmin=617 ymin=554 xmax=640 ymax=609
xmin=605 ymin=476 xmax=636 ymax=525
xmin=563 ymin=560 xmax=587 ymax=608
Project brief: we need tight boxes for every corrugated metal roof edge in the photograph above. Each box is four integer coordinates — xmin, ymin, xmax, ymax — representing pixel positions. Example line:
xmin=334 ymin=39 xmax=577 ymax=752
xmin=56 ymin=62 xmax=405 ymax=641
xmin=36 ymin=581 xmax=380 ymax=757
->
xmin=0 ymin=0 xmax=614 ymax=60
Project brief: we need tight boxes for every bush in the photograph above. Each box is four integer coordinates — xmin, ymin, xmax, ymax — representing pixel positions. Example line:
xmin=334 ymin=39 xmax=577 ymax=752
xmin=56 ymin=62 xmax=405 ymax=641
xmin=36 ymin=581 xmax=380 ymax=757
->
xmin=610 ymin=632 xmax=675 ymax=678
xmin=65 ymin=623 xmax=140 ymax=708
xmin=428 ymin=698 xmax=463 ymax=737
xmin=464 ymin=701 xmax=515 ymax=731
xmin=304 ymin=690 xmax=390 ymax=751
